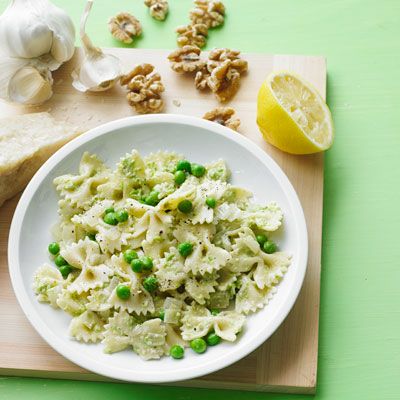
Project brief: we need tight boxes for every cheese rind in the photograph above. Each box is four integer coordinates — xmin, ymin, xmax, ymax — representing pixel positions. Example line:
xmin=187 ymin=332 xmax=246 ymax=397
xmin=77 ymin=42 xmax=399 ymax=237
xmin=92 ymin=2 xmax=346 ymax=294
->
xmin=0 ymin=113 xmax=80 ymax=207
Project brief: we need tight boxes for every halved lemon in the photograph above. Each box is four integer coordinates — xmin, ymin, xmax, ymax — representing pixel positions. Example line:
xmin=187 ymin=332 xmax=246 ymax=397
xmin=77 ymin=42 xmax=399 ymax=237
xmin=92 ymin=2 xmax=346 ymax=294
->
xmin=257 ymin=71 xmax=334 ymax=154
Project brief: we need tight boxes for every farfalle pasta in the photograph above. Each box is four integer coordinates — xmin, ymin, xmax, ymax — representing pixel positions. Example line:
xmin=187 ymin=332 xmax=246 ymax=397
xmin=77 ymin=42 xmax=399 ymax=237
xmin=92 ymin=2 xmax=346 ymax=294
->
xmin=33 ymin=149 xmax=291 ymax=360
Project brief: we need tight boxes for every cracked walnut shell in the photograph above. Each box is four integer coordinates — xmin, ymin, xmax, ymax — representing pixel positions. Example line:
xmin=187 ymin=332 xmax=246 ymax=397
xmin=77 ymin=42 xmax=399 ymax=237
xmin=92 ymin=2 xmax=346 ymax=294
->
xmin=176 ymin=23 xmax=208 ymax=48
xmin=190 ymin=0 xmax=225 ymax=28
xmin=120 ymin=64 xmax=165 ymax=114
xmin=168 ymin=45 xmax=206 ymax=73
xmin=203 ymin=107 xmax=240 ymax=131
xmin=144 ymin=0 xmax=169 ymax=21
xmin=108 ymin=13 xmax=142 ymax=44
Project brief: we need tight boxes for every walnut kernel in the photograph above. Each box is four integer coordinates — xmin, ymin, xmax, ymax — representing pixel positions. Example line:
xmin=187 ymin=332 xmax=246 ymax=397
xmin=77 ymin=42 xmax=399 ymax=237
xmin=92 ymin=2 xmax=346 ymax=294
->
xmin=120 ymin=63 xmax=165 ymax=114
xmin=144 ymin=0 xmax=169 ymax=21
xmin=194 ymin=66 xmax=211 ymax=90
xmin=168 ymin=45 xmax=206 ymax=73
xmin=196 ymin=48 xmax=248 ymax=102
xmin=208 ymin=60 xmax=242 ymax=102
xmin=176 ymin=23 xmax=208 ymax=48
xmin=108 ymin=13 xmax=142 ymax=44
xmin=203 ymin=107 xmax=240 ymax=131
xmin=208 ymin=48 xmax=248 ymax=74
xmin=189 ymin=0 xmax=225 ymax=28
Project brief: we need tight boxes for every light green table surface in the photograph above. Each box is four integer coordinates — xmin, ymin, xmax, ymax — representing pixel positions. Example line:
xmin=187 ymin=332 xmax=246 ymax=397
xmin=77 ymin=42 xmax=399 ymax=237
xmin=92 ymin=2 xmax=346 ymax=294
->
xmin=1 ymin=0 xmax=399 ymax=399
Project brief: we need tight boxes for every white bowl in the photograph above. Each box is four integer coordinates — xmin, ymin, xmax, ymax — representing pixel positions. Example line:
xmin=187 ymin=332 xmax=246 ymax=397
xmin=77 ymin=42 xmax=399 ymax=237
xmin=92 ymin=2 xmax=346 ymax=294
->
xmin=8 ymin=114 xmax=307 ymax=383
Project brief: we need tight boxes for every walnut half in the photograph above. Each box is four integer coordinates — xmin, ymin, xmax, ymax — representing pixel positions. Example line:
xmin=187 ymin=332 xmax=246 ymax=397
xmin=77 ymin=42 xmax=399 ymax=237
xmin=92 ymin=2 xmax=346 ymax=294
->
xmin=203 ymin=107 xmax=240 ymax=131
xmin=144 ymin=0 xmax=169 ymax=21
xmin=120 ymin=64 xmax=165 ymax=114
xmin=195 ymin=48 xmax=248 ymax=102
xmin=108 ymin=13 xmax=142 ymax=44
xmin=190 ymin=0 xmax=225 ymax=28
xmin=168 ymin=45 xmax=206 ymax=73
xmin=176 ymin=23 xmax=208 ymax=48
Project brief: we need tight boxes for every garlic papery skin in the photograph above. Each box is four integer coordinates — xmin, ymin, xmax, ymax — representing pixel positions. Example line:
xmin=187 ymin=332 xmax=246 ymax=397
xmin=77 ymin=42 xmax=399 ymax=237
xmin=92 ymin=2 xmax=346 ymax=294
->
xmin=0 ymin=57 xmax=53 ymax=105
xmin=71 ymin=0 xmax=122 ymax=92
xmin=0 ymin=0 xmax=75 ymax=67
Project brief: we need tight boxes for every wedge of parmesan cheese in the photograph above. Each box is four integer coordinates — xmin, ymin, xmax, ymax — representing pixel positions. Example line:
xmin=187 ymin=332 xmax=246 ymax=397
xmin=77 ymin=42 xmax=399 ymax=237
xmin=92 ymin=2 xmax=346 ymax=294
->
xmin=0 ymin=112 xmax=81 ymax=207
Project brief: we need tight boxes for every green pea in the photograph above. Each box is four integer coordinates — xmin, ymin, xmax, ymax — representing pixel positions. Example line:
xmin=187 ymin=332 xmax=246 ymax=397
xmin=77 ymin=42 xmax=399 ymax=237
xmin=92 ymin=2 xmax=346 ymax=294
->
xmin=48 ymin=242 xmax=60 ymax=255
xmin=131 ymin=258 xmax=144 ymax=273
xmin=256 ymin=234 xmax=268 ymax=246
xmin=263 ymin=240 xmax=277 ymax=254
xmin=116 ymin=284 xmax=130 ymax=300
xmin=159 ymin=310 xmax=165 ymax=321
xmin=87 ymin=233 xmax=96 ymax=241
xmin=124 ymin=250 xmax=138 ymax=264
xmin=174 ymin=170 xmax=187 ymax=185
xmin=190 ymin=338 xmax=207 ymax=354
xmin=104 ymin=207 xmax=115 ymax=214
xmin=59 ymin=264 xmax=72 ymax=279
xmin=143 ymin=276 xmax=158 ymax=292
xmin=176 ymin=160 xmax=191 ymax=173
xmin=103 ymin=212 xmax=118 ymax=225
xmin=178 ymin=242 xmax=193 ymax=257
xmin=141 ymin=256 xmax=154 ymax=271
xmin=206 ymin=332 xmax=221 ymax=346
xmin=170 ymin=345 xmax=184 ymax=359
xmin=191 ymin=163 xmax=206 ymax=177
xmin=54 ymin=254 xmax=67 ymax=267
xmin=178 ymin=199 xmax=193 ymax=214
xmin=115 ymin=209 xmax=129 ymax=223
xmin=211 ymin=308 xmax=220 ymax=316
xmin=205 ymin=197 xmax=216 ymax=208
xmin=145 ymin=191 xmax=160 ymax=206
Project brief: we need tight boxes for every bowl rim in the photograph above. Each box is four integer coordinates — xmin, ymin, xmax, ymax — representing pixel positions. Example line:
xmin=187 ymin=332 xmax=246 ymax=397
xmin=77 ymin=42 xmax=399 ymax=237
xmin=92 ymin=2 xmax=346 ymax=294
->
xmin=8 ymin=114 xmax=308 ymax=383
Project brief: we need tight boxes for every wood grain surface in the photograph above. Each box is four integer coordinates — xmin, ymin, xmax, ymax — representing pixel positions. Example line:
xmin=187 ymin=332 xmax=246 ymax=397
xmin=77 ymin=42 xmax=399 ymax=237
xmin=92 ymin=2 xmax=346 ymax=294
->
xmin=0 ymin=48 xmax=326 ymax=394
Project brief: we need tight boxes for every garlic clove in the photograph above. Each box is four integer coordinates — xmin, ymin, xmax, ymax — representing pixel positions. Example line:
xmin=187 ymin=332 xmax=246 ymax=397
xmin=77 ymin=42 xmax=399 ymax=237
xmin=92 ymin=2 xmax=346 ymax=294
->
xmin=9 ymin=66 xmax=53 ymax=105
xmin=0 ymin=57 xmax=53 ymax=105
xmin=71 ymin=0 xmax=122 ymax=93
xmin=45 ymin=1 xmax=76 ymax=64
xmin=72 ymin=51 xmax=122 ymax=92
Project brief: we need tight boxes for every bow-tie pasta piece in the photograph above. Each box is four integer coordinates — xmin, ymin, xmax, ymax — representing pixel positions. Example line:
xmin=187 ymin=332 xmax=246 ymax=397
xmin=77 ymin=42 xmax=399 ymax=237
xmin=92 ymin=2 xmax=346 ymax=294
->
xmin=205 ymin=159 xmax=230 ymax=182
xmin=253 ymin=252 xmax=292 ymax=289
xmin=33 ymin=264 xmax=65 ymax=307
xmin=212 ymin=311 xmax=245 ymax=341
xmin=180 ymin=304 xmax=213 ymax=341
xmin=235 ymin=275 xmax=277 ymax=315
xmin=185 ymin=273 xmax=218 ymax=305
xmin=54 ymin=152 xmax=110 ymax=209
xmin=86 ymin=277 xmax=120 ymax=312
xmin=102 ymin=310 xmax=138 ymax=354
xmin=69 ymin=310 xmax=105 ymax=343
xmin=226 ymin=228 xmax=263 ymax=273
xmin=108 ymin=279 xmax=155 ymax=315
xmin=155 ymin=247 xmax=186 ymax=291
xmin=131 ymin=319 xmax=166 ymax=360
xmin=243 ymin=202 xmax=283 ymax=232
xmin=60 ymin=237 xmax=105 ymax=270
xmin=144 ymin=151 xmax=182 ymax=187
xmin=163 ymin=297 xmax=184 ymax=324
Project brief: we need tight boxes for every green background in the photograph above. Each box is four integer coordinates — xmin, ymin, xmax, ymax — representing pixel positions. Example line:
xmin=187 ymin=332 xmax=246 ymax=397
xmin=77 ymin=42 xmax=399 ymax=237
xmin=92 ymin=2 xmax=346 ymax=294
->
xmin=1 ymin=0 xmax=399 ymax=399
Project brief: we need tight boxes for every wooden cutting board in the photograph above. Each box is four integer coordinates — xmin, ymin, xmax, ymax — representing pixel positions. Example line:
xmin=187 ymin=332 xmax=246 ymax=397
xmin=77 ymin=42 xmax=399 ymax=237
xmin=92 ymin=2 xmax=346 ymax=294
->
xmin=0 ymin=48 xmax=325 ymax=394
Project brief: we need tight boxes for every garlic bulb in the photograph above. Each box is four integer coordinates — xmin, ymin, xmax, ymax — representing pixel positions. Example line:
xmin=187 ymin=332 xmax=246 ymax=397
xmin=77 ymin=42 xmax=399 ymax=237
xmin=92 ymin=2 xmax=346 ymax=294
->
xmin=0 ymin=0 xmax=75 ymax=105
xmin=72 ymin=0 xmax=122 ymax=92
xmin=0 ymin=0 xmax=75 ymax=69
